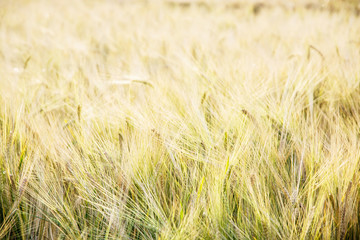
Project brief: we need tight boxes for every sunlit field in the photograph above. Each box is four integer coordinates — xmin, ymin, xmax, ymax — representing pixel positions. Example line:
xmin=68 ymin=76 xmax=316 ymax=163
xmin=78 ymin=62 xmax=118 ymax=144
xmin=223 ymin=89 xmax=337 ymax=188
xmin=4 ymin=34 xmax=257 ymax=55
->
xmin=1 ymin=0 xmax=360 ymax=239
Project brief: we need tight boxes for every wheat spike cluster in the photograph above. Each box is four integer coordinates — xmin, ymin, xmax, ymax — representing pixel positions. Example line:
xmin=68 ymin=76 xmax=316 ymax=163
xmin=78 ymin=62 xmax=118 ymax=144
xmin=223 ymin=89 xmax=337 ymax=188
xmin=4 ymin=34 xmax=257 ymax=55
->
xmin=0 ymin=0 xmax=360 ymax=239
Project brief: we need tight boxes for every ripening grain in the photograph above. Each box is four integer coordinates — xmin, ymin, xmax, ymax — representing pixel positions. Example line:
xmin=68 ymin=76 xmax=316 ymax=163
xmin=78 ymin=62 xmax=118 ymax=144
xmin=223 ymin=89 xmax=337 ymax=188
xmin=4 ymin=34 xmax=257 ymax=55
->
xmin=0 ymin=0 xmax=360 ymax=239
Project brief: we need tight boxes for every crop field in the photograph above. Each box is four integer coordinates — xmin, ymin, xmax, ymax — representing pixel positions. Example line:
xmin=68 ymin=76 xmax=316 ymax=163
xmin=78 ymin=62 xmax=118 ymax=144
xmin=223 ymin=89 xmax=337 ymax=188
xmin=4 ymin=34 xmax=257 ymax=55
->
xmin=0 ymin=0 xmax=360 ymax=239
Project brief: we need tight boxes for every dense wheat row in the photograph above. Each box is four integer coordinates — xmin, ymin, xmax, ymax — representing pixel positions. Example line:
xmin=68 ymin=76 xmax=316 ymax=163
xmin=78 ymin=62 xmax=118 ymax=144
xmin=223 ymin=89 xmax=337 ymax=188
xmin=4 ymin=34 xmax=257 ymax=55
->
xmin=0 ymin=0 xmax=360 ymax=239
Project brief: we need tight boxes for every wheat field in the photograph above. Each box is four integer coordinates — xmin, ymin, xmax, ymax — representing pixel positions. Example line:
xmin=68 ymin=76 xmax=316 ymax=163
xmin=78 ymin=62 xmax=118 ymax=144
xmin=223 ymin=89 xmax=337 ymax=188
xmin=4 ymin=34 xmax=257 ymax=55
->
xmin=0 ymin=0 xmax=360 ymax=239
